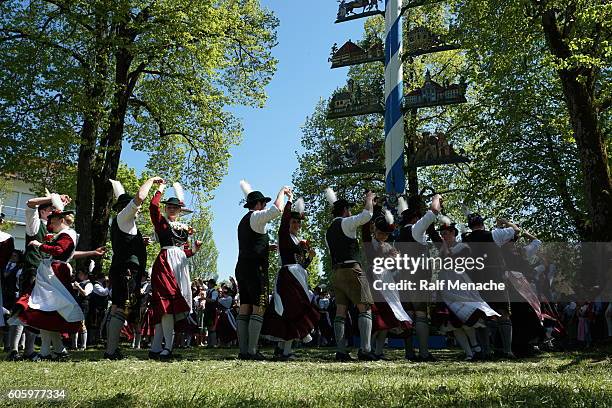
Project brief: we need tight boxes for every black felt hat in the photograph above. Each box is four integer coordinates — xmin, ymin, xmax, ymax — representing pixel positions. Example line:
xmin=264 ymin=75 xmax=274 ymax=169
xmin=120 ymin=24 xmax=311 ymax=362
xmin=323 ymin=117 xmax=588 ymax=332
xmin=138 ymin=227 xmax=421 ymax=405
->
xmin=374 ymin=215 xmax=395 ymax=233
xmin=244 ymin=191 xmax=271 ymax=208
xmin=112 ymin=193 xmax=134 ymax=211
xmin=467 ymin=213 xmax=485 ymax=228
xmin=333 ymin=198 xmax=355 ymax=211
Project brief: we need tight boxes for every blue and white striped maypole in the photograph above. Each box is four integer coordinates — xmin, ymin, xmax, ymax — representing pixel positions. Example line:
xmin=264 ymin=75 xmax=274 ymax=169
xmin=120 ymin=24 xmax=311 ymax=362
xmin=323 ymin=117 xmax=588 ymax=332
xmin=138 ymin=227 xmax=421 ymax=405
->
xmin=384 ymin=0 xmax=405 ymax=195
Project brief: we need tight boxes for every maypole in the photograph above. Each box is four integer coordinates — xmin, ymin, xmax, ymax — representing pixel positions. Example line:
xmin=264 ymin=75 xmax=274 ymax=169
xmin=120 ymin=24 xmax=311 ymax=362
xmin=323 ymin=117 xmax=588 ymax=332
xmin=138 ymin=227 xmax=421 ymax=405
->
xmin=384 ymin=0 xmax=405 ymax=196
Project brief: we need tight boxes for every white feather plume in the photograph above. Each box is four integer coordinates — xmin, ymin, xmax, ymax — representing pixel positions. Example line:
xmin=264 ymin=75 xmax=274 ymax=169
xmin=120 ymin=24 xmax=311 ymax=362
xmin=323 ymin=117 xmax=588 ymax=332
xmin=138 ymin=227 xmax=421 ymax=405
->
xmin=461 ymin=203 xmax=472 ymax=217
xmin=324 ymin=187 xmax=337 ymax=205
xmin=109 ymin=179 xmax=125 ymax=200
xmin=384 ymin=209 xmax=394 ymax=225
xmin=438 ymin=215 xmax=452 ymax=226
xmin=398 ymin=197 xmax=408 ymax=214
xmin=172 ymin=182 xmax=185 ymax=204
xmin=240 ymin=180 xmax=253 ymax=198
xmin=50 ymin=193 xmax=64 ymax=211
xmin=88 ymin=260 xmax=95 ymax=273
xmin=44 ymin=188 xmax=51 ymax=198
xmin=293 ymin=197 xmax=305 ymax=214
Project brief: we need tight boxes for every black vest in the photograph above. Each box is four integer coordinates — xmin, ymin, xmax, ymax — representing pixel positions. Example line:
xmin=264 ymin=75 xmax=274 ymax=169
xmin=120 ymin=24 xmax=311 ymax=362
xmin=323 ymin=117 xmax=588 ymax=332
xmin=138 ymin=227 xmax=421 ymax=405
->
xmin=238 ymin=212 xmax=269 ymax=260
xmin=326 ymin=218 xmax=359 ymax=265
xmin=24 ymin=221 xmax=47 ymax=270
xmin=75 ymin=280 xmax=91 ymax=311
xmin=463 ymin=229 xmax=505 ymax=280
xmin=109 ymin=217 xmax=147 ymax=277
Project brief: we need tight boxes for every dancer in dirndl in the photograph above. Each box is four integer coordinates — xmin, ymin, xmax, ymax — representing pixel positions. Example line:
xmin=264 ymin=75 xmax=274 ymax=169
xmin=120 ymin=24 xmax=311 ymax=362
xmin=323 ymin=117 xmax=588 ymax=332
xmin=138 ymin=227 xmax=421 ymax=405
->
xmin=148 ymin=181 xmax=202 ymax=361
xmin=261 ymin=193 xmax=320 ymax=360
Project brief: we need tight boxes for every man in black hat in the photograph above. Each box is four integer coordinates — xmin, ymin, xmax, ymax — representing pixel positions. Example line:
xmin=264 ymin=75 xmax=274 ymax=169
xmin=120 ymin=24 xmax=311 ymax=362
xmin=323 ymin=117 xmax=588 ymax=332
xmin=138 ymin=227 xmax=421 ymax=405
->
xmin=105 ymin=176 xmax=162 ymax=359
xmin=462 ymin=212 xmax=518 ymax=359
xmin=235 ymin=181 xmax=290 ymax=360
xmin=325 ymin=188 xmax=375 ymax=361
xmin=396 ymin=194 xmax=442 ymax=361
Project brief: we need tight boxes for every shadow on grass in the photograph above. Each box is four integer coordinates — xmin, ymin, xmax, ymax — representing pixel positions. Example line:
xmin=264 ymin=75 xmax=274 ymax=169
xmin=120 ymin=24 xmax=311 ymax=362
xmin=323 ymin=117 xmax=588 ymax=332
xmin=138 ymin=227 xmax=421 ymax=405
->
xmin=77 ymin=383 xmax=611 ymax=408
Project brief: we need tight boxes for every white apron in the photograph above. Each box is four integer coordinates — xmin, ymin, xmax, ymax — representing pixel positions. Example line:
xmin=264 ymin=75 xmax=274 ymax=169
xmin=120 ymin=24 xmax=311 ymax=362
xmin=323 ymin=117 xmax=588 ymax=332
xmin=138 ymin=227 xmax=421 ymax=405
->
xmin=439 ymin=268 xmax=500 ymax=322
xmin=162 ymin=246 xmax=192 ymax=313
xmin=28 ymin=229 xmax=84 ymax=322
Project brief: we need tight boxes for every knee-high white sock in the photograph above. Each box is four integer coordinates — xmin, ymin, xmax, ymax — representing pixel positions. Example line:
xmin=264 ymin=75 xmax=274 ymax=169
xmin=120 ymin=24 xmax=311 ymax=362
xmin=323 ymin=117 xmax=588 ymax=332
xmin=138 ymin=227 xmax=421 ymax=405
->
xmin=161 ymin=314 xmax=175 ymax=354
xmin=19 ymin=331 xmax=25 ymax=349
xmin=333 ymin=316 xmax=346 ymax=353
xmin=358 ymin=311 xmax=373 ymax=353
xmin=237 ymin=314 xmax=250 ymax=355
xmin=283 ymin=340 xmax=293 ymax=356
xmin=71 ymin=333 xmax=78 ymax=349
xmin=415 ymin=315 xmax=430 ymax=358
xmin=247 ymin=314 xmax=264 ymax=355
xmin=133 ymin=331 xmax=142 ymax=349
xmin=151 ymin=323 xmax=163 ymax=353
xmin=374 ymin=330 xmax=387 ymax=356
xmin=40 ymin=330 xmax=52 ymax=356
xmin=80 ymin=331 xmax=88 ymax=349
xmin=161 ymin=314 xmax=174 ymax=354
xmin=499 ymin=319 xmax=513 ymax=354
xmin=25 ymin=330 xmax=37 ymax=355
xmin=463 ymin=326 xmax=480 ymax=353
xmin=9 ymin=325 xmax=24 ymax=352
xmin=50 ymin=332 xmax=66 ymax=354
xmin=454 ymin=329 xmax=473 ymax=358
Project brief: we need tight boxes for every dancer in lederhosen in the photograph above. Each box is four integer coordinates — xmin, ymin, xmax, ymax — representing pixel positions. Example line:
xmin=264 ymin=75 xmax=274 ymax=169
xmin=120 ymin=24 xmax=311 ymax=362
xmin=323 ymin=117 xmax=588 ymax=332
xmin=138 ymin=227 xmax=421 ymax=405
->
xmin=362 ymin=206 xmax=412 ymax=360
xmin=261 ymin=193 xmax=320 ymax=360
xmin=436 ymin=221 xmax=500 ymax=360
xmin=105 ymin=177 xmax=159 ymax=359
xmin=148 ymin=181 xmax=202 ymax=361
xmin=12 ymin=196 xmax=104 ymax=360
xmin=462 ymin=210 xmax=518 ymax=359
xmin=235 ymin=181 xmax=289 ymax=360
xmin=325 ymin=188 xmax=375 ymax=361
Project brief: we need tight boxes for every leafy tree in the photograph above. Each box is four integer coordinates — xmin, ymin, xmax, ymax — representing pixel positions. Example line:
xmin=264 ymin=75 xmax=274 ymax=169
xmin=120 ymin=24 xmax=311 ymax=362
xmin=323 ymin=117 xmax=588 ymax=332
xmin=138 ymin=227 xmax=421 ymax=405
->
xmin=0 ymin=0 xmax=278 ymax=257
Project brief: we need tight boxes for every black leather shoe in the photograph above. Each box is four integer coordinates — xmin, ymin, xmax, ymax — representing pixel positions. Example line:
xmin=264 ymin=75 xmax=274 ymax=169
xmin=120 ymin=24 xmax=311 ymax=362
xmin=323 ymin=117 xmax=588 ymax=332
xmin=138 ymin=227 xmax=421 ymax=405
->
xmin=5 ymin=350 xmax=21 ymax=361
xmin=237 ymin=353 xmax=250 ymax=360
xmin=104 ymin=349 xmax=125 ymax=360
xmin=334 ymin=352 xmax=354 ymax=362
xmin=357 ymin=350 xmax=377 ymax=361
xmin=148 ymin=350 xmax=161 ymax=360
xmin=248 ymin=351 xmax=266 ymax=361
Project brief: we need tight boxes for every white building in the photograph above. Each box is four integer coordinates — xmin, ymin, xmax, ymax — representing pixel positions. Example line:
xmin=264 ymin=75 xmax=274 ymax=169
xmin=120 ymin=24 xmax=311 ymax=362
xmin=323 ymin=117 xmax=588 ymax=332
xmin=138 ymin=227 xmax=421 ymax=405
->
xmin=1 ymin=178 xmax=37 ymax=251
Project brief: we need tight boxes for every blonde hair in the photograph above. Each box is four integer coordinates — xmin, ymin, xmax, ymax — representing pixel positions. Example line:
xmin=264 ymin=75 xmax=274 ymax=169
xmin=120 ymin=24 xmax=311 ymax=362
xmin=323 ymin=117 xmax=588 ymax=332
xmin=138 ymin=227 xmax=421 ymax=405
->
xmin=63 ymin=214 xmax=75 ymax=226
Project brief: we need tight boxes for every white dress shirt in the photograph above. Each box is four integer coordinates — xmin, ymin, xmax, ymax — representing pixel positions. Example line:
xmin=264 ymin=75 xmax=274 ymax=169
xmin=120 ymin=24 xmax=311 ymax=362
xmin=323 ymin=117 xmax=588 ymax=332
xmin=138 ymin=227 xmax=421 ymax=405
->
xmin=338 ymin=209 xmax=373 ymax=239
xmin=408 ymin=210 xmax=437 ymax=245
xmin=492 ymin=227 xmax=516 ymax=247
xmin=25 ymin=207 xmax=45 ymax=236
xmin=92 ymin=282 xmax=109 ymax=297
xmin=117 ymin=199 xmax=140 ymax=235
xmin=249 ymin=205 xmax=281 ymax=234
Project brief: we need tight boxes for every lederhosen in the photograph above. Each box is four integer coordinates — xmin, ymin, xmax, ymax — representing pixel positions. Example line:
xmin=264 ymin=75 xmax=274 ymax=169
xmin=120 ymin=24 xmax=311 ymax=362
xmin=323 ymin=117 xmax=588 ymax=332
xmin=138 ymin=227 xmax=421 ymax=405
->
xmin=326 ymin=218 xmax=373 ymax=306
xmin=109 ymin=216 xmax=147 ymax=319
xmin=235 ymin=212 xmax=270 ymax=306
xmin=463 ymin=230 xmax=509 ymax=312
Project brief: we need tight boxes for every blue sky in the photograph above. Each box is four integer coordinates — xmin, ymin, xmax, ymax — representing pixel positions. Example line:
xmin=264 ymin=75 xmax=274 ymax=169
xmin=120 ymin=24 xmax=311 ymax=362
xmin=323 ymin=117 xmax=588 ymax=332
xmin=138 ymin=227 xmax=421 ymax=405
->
xmin=123 ymin=1 xmax=365 ymax=280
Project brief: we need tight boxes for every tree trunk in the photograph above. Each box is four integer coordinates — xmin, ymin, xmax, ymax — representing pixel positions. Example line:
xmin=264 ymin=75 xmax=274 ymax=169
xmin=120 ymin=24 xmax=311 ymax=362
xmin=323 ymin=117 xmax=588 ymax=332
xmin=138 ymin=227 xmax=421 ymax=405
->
xmin=540 ymin=10 xmax=612 ymax=242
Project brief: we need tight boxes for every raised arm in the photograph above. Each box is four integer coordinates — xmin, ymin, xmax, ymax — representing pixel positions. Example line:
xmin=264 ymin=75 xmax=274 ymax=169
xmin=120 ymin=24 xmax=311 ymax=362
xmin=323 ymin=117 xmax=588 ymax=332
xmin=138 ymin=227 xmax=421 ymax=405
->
xmin=149 ymin=182 xmax=166 ymax=228
xmin=135 ymin=176 xmax=165 ymax=206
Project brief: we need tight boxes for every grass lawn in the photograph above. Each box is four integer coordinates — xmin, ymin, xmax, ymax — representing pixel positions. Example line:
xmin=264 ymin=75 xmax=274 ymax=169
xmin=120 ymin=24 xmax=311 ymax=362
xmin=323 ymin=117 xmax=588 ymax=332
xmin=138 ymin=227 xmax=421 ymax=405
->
xmin=0 ymin=345 xmax=610 ymax=407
